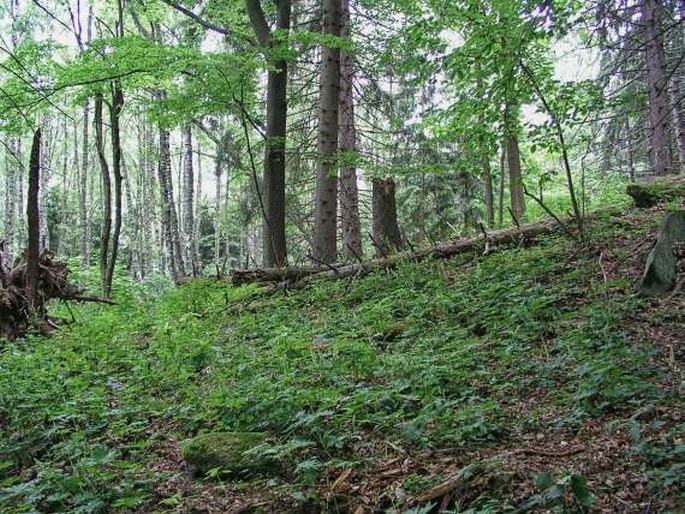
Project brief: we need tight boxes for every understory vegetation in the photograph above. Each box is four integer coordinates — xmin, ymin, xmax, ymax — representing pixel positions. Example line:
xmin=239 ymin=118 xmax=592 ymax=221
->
xmin=1 ymin=201 xmax=683 ymax=513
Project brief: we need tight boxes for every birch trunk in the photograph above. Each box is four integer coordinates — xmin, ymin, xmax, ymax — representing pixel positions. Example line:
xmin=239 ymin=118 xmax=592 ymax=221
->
xmin=182 ymin=124 xmax=196 ymax=274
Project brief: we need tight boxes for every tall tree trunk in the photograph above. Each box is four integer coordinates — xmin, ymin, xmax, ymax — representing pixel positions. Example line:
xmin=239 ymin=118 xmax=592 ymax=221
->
xmin=507 ymin=133 xmax=525 ymax=222
xmin=246 ymin=0 xmax=291 ymax=267
xmin=498 ymin=142 xmax=506 ymax=228
xmin=105 ymin=81 xmax=124 ymax=297
xmin=16 ymin=138 xmax=24 ymax=250
xmin=195 ymin=137 xmax=203 ymax=273
xmin=182 ymin=124 xmax=196 ymax=274
xmin=313 ymin=0 xmax=342 ymax=264
xmin=123 ymin=157 xmax=139 ymax=279
xmin=483 ymin=154 xmax=495 ymax=229
xmin=26 ymin=129 xmax=41 ymax=308
xmin=643 ymin=0 xmax=672 ymax=175
xmin=626 ymin=116 xmax=636 ymax=180
xmin=372 ymin=178 xmax=403 ymax=257
xmin=669 ymin=77 xmax=685 ymax=169
xmin=158 ymin=125 xmax=186 ymax=282
xmin=94 ymin=93 xmax=112 ymax=296
xmin=213 ymin=132 xmax=228 ymax=271
xmin=39 ymin=115 xmax=51 ymax=251
xmin=338 ymin=0 xmax=362 ymax=260
xmin=4 ymin=138 xmax=18 ymax=264
xmin=80 ymin=100 xmax=90 ymax=267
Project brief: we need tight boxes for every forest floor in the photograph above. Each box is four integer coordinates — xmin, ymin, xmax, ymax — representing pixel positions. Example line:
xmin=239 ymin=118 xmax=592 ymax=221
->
xmin=0 ymin=201 xmax=683 ymax=514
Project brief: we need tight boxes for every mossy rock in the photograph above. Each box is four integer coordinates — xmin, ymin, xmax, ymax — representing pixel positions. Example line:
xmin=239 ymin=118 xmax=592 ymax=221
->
xmin=180 ymin=431 xmax=272 ymax=476
xmin=639 ymin=210 xmax=685 ymax=295
xmin=626 ymin=175 xmax=685 ymax=208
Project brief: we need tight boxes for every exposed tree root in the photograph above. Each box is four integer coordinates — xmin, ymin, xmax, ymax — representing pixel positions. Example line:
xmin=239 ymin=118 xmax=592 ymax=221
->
xmin=0 ymin=250 xmax=112 ymax=340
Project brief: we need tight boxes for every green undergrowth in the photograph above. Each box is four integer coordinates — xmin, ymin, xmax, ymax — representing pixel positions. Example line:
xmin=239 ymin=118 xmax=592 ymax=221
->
xmin=0 ymin=209 xmax=683 ymax=513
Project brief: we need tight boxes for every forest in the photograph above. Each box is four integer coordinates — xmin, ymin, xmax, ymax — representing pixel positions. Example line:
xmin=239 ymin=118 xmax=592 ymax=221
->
xmin=0 ymin=0 xmax=684 ymax=512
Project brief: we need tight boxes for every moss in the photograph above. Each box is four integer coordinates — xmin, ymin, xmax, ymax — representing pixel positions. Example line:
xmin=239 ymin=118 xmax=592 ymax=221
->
xmin=180 ymin=431 xmax=272 ymax=476
xmin=626 ymin=176 xmax=685 ymax=208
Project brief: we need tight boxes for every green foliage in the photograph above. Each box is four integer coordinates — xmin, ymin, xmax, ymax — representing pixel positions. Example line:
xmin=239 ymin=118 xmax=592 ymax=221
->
xmin=0 ymin=208 xmax=680 ymax=511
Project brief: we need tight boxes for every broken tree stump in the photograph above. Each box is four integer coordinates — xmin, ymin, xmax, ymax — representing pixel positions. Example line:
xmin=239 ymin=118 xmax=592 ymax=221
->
xmin=639 ymin=210 xmax=685 ymax=295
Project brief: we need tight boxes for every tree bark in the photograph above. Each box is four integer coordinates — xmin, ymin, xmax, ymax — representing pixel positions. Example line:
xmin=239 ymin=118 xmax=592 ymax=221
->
xmin=498 ymin=142 xmax=506 ymax=228
xmin=313 ymin=0 xmax=342 ymax=264
xmin=39 ymin=115 xmax=51 ymax=251
xmin=182 ymin=124 xmax=196 ymax=274
xmin=483 ymin=153 xmax=495 ymax=229
xmin=670 ymin=76 xmax=685 ymax=169
xmin=372 ymin=178 xmax=403 ymax=257
xmin=338 ymin=0 xmax=362 ymax=259
xmin=80 ymin=100 xmax=90 ymax=267
xmin=4 ymin=138 xmax=18 ymax=264
xmin=246 ymin=0 xmax=291 ymax=267
xmin=642 ymin=0 xmax=672 ymax=175
xmin=26 ymin=129 xmax=41 ymax=308
xmin=507 ymin=133 xmax=525 ymax=222
xmin=105 ymin=80 xmax=124 ymax=298
xmin=94 ymin=93 xmax=112 ymax=296
xmin=158 ymin=125 xmax=186 ymax=282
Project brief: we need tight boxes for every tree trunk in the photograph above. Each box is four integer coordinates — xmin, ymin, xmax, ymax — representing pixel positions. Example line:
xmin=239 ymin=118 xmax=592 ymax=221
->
xmin=669 ymin=77 xmax=685 ymax=169
xmin=643 ymin=0 xmax=672 ymax=175
xmin=4 ymin=138 xmax=18 ymax=264
xmin=194 ymin=136 xmax=202 ymax=273
xmin=26 ymin=129 xmax=41 ymax=308
xmin=158 ymin=125 xmax=186 ymax=282
xmin=313 ymin=0 xmax=342 ymax=264
xmin=94 ymin=93 xmax=112 ymax=296
xmin=338 ymin=0 xmax=362 ymax=260
xmin=507 ymin=133 xmax=525 ymax=222
xmin=246 ymin=0 xmax=291 ymax=268
xmin=483 ymin=154 xmax=495 ymax=229
xmin=213 ymin=132 xmax=229 ymax=271
xmin=498 ymin=142 xmax=506 ymax=228
xmin=182 ymin=124 xmax=196 ymax=274
xmin=123 ymin=157 xmax=140 ymax=279
xmin=372 ymin=178 xmax=403 ymax=257
xmin=39 ymin=115 xmax=51 ymax=251
xmin=80 ymin=100 xmax=90 ymax=267
xmin=105 ymin=81 xmax=124 ymax=297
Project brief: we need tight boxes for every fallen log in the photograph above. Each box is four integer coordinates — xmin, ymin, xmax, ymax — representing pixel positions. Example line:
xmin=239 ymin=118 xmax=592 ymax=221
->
xmin=232 ymin=217 xmax=563 ymax=290
xmin=231 ymin=266 xmax=325 ymax=286
xmin=626 ymin=174 xmax=685 ymax=208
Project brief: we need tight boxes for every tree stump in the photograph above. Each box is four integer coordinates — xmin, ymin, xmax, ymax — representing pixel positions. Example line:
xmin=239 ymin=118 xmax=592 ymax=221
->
xmin=639 ymin=210 xmax=685 ymax=295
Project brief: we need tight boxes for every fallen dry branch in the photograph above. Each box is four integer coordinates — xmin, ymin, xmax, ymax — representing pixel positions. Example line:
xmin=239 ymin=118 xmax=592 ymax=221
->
xmin=232 ymin=217 xmax=562 ymax=290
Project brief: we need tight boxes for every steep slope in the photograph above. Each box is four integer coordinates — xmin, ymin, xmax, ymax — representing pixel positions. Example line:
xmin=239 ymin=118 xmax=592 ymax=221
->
xmin=0 ymin=205 xmax=683 ymax=513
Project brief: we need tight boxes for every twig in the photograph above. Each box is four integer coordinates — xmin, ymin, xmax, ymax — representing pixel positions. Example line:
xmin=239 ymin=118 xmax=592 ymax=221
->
xmin=523 ymin=185 xmax=576 ymax=240
xmin=508 ymin=206 xmax=521 ymax=229
xmin=71 ymin=295 xmax=117 ymax=305
xmin=307 ymin=254 xmax=340 ymax=275
xmin=598 ymin=251 xmax=608 ymax=283
xmin=368 ymin=232 xmax=388 ymax=259
xmin=345 ymin=243 xmax=364 ymax=264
